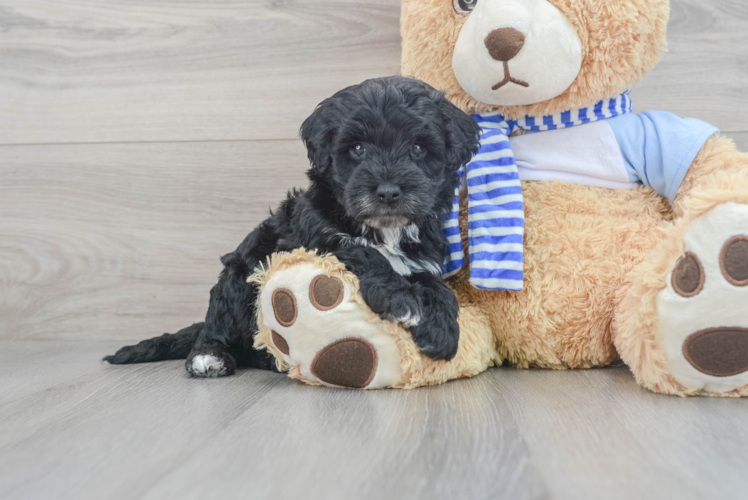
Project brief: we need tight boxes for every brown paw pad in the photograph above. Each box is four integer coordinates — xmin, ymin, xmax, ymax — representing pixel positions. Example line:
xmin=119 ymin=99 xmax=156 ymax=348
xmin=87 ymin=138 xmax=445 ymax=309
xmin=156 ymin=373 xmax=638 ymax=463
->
xmin=684 ymin=328 xmax=748 ymax=377
xmin=272 ymin=331 xmax=290 ymax=355
xmin=311 ymin=338 xmax=377 ymax=388
xmin=272 ymin=289 xmax=297 ymax=327
xmin=310 ymin=275 xmax=344 ymax=311
xmin=721 ymin=236 xmax=748 ymax=287
xmin=672 ymin=252 xmax=705 ymax=298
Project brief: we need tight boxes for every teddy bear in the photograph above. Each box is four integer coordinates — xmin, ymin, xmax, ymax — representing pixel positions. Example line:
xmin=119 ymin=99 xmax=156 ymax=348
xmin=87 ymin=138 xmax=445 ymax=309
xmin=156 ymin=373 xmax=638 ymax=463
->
xmin=252 ymin=0 xmax=748 ymax=396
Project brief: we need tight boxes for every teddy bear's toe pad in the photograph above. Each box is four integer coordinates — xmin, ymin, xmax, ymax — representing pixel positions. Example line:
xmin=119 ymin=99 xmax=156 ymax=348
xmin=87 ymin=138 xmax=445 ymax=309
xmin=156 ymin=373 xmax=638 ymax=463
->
xmin=659 ymin=203 xmax=748 ymax=393
xmin=310 ymin=276 xmax=345 ymax=310
xmin=672 ymin=253 xmax=705 ymax=297
xmin=271 ymin=331 xmax=290 ymax=355
xmin=272 ymin=289 xmax=297 ymax=326
xmin=721 ymin=236 xmax=748 ymax=286
xmin=260 ymin=263 xmax=402 ymax=389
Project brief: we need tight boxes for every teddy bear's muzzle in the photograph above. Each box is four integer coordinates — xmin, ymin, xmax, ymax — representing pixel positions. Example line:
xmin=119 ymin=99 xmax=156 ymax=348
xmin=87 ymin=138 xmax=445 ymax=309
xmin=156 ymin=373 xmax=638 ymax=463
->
xmin=484 ymin=27 xmax=530 ymax=90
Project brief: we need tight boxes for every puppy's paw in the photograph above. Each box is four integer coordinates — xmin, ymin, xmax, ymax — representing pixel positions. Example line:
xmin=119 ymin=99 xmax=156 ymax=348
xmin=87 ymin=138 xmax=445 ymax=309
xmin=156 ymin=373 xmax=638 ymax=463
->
xmin=409 ymin=312 xmax=460 ymax=361
xmin=185 ymin=347 xmax=236 ymax=378
xmin=392 ymin=311 xmax=421 ymax=328
xmin=256 ymin=258 xmax=403 ymax=389
xmin=382 ymin=292 xmax=422 ymax=328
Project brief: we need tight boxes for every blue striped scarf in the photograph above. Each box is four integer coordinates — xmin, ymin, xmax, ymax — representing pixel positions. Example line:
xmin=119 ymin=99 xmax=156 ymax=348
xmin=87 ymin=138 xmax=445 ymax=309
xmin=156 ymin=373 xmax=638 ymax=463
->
xmin=443 ymin=91 xmax=633 ymax=290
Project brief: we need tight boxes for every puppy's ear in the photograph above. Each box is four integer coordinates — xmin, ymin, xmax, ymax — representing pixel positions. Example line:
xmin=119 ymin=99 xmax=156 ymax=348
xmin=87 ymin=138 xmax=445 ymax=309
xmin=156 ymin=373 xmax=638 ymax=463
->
xmin=437 ymin=94 xmax=482 ymax=173
xmin=300 ymin=99 xmax=337 ymax=173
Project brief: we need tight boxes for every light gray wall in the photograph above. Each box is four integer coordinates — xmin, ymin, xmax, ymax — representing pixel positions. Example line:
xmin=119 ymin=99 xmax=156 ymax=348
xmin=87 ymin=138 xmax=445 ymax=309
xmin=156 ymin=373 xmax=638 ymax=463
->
xmin=1 ymin=0 xmax=746 ymax=341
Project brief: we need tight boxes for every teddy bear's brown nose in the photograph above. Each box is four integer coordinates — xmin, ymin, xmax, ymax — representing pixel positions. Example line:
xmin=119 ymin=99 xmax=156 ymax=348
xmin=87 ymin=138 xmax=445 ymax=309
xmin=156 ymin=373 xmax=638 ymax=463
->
xmin=484 ymin=27 xmax=526 ymax=62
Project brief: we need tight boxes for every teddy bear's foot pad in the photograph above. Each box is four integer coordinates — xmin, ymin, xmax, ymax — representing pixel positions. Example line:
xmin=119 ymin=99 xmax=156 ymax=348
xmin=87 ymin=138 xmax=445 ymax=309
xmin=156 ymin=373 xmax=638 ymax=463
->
xmin=259 ymin=262 xmax=401 ymax=389
xmin=311 ymin=338 xmax=378 ymax=389
xmin=659 ymin=203 xmax=748 ymax=393
xmin=683 ymin=328 xmax=748 ymax=377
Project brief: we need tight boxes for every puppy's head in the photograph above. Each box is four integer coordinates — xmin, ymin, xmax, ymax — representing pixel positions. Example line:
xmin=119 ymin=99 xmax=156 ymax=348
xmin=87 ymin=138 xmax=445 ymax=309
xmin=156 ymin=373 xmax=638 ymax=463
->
xmin=300 ymin=76 xmax=480 ymax=229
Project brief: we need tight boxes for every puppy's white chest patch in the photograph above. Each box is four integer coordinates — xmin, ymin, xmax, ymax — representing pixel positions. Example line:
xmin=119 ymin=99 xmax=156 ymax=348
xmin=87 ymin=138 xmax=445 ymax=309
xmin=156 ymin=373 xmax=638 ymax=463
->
xmin=370 ymin=226 xmax=441 ymax=277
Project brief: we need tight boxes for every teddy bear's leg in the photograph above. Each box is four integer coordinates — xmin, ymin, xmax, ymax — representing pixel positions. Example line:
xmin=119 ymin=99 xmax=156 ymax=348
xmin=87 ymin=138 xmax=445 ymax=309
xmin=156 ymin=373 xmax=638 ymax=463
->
xmin=253 ymin=251 xmax=403 ymax=389
xmin=250 ymin=249 xmax=498 ymax=389
xmin=615 ymin=136 xmax=748 ymax=396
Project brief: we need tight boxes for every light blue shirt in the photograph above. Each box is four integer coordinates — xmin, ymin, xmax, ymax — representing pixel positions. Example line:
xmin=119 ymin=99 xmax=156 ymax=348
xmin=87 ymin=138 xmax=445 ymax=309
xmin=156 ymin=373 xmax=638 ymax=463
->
xmin=607 ymin=111 xmax=719 ymax=201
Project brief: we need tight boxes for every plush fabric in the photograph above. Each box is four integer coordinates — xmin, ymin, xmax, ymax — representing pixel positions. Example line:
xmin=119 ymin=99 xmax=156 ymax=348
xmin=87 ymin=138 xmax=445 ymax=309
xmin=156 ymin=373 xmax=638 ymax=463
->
xmin=445 ymin=91 xmax=635 ymax=291
xmin=452 ymin=0 xmax=583 ymax=106
xmin=253 ymin=0 xmax=748 ymax=396
xmin=402 ymin=0 xmax=669 ymax=119
xmin=252 ymin=249 xmax=500 ymax=390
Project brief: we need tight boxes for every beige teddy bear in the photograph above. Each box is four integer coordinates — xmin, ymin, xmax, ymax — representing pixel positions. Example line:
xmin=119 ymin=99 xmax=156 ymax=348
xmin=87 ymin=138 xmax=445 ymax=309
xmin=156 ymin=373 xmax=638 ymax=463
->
xmin=254 ymin=0 xmax=748 ymax=397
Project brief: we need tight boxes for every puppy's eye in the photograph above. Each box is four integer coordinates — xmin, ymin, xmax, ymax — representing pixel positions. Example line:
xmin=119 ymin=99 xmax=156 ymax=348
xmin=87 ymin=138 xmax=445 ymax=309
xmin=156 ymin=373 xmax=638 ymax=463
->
xmin=453 ymin=0 xmax=477 ymax=15
xmin=410 ymin=144 xmax=426 ymax=159
xmin=350 ymin=144 xmax=366 ymax=159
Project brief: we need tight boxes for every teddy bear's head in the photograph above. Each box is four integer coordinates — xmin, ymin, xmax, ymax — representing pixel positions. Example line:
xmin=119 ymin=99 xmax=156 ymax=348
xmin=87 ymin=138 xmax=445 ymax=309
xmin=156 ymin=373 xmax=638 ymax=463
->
xmin=401 ymin=0 xmax=669 ymax=118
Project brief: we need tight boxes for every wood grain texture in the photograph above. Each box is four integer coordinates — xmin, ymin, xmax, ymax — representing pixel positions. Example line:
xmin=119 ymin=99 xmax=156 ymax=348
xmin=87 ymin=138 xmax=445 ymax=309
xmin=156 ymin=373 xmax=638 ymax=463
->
xmin=0 ymin=140 xmax=309 ymax=340
xmin=0 ymin=342 xmax=747 ymax=500
xmin=1 ymin=0 xmax=747 ymax=146
xmin=0 ymin=0 xmax=401 ymax=145
xmin=3 ymin=132 xmax=747 ymax=342
xmin=630 ymin=0 xmax=748 ymax=132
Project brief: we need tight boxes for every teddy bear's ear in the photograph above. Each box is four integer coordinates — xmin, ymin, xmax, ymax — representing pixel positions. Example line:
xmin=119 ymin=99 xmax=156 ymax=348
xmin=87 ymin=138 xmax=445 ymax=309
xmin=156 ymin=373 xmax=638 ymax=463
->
xmin=437 ymin=94 xmax=482 ymax=173
xmin=299 ymin=99 xmax=336 ymax=173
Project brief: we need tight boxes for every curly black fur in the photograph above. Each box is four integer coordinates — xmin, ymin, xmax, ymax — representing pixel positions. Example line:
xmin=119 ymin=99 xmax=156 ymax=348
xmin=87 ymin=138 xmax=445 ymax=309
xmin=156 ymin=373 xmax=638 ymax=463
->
xmin=104 ymin=76 xmax=481 ymax=376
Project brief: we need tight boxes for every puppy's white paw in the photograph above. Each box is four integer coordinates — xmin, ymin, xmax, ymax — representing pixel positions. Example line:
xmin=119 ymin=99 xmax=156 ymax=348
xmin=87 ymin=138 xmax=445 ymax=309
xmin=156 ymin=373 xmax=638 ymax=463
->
xmin=187 ymin=354 xmax=227 ymax=378
xmin=390 ymin=310 xmax=421 ymax=328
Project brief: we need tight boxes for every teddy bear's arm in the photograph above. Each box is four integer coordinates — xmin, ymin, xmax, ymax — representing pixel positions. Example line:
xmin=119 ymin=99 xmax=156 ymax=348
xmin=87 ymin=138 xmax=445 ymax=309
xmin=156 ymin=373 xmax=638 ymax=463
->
xmin=673 ymin=134 xmax=748 ymax=217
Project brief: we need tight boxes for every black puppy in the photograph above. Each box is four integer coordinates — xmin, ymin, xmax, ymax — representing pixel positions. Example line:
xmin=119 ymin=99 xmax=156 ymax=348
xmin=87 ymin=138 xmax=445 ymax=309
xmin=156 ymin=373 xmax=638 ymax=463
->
xmin=105 ymin=76 xmax=481 ymax=377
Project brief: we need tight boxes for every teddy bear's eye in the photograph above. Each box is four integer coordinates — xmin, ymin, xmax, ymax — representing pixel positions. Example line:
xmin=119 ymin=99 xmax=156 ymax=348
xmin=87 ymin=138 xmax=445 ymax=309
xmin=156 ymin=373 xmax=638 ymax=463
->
xmin=453 ymin=0 xmax=477 ymax=15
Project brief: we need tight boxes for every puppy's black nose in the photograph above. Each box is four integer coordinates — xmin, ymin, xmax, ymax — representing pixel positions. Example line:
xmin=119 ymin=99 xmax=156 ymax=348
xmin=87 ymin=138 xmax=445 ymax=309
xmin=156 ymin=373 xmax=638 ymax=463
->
xmin=376 ymin=184 xmax=401 ymax=204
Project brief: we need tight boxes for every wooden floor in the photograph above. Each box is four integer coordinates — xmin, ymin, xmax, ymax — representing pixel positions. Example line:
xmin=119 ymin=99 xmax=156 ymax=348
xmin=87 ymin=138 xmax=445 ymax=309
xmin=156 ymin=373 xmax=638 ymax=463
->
xmin=1 ymin=1 xmax=748 ymax=498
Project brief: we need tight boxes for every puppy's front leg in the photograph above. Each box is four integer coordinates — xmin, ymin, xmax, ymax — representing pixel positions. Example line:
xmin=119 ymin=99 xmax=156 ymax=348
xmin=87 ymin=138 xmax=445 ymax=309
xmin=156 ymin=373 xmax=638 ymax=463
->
xmin=407 ymin=273 xmax=460 ymax=361
xmin=333 ymin=245 xmax=423 ymax=328
xmin=335 ymin=246 xmax=459 ymax=361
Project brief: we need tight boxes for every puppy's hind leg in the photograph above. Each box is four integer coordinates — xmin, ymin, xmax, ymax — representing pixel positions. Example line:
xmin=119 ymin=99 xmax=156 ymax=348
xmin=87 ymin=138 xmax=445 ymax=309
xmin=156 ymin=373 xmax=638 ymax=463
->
xmin=186 ymin=221 xmax=282 ymax=378
xmin=184 ymin=273 xmax=244 ymax=378
xmin=186 ymin=345 xmax=237 ymax=378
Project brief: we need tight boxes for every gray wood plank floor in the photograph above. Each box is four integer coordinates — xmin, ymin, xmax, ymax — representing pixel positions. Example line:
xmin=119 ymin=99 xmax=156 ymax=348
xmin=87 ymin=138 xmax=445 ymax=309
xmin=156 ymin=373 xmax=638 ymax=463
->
xmin=2 ymin=0 xmax=748 ymax=498
xmin=1 ymin=341 xmax=747 ymax=500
